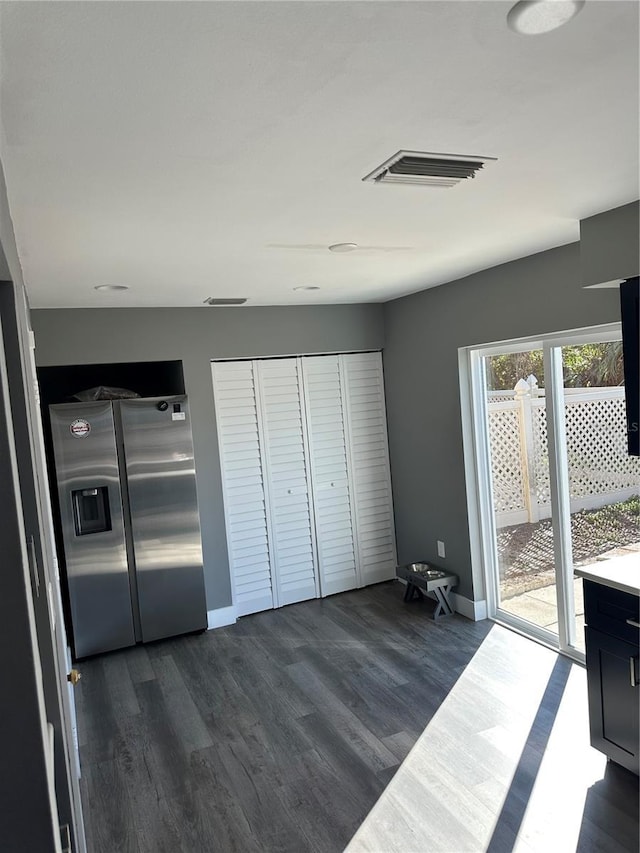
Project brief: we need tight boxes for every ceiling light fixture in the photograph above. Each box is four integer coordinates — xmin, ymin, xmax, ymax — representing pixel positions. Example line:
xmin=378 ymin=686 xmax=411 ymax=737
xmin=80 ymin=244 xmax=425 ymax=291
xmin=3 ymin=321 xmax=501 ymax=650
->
xmin=94 ymin=284 xmax=129 ymax=292
xmin=293 ymin=285 xmax=320 ymax=291
xmin=328 ymin=243 xmax=358 ymax=253
xmin=507 ymin=0 xmax=585 ymax=35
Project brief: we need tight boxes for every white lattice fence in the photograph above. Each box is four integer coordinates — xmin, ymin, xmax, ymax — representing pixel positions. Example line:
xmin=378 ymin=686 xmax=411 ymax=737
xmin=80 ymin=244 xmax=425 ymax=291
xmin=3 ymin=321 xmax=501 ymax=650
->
xmin=488 ymin=403 xmax=525 ymax=516
xmin=532 ymin=401 xmax=550 ymax=510
xmin=488 ymin=387 xmax=640 ymax=527
xmin=565 ymin=393 xmax=639 ymax=506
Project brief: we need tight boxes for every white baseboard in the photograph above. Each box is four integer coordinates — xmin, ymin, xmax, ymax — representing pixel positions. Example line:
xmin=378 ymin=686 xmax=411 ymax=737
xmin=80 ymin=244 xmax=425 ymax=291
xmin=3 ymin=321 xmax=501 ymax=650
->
xmin=206 ymin=591 xmax=486 ymax=628
xmin=396 ymin=578 xmax=486 ymax=621
xmin=452 ymin=593 xmax=487 ymax=621
xmin=207 ymin=605 xmax=237 ymax=630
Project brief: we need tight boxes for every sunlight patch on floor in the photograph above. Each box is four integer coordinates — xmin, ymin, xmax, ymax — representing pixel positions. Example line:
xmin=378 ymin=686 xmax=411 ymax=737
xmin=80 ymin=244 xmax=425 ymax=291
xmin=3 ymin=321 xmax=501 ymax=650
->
xmin=345 ymin=625 xmax=606 ymax=853
xmin=512 ymin=661 xmax=606 ymax=851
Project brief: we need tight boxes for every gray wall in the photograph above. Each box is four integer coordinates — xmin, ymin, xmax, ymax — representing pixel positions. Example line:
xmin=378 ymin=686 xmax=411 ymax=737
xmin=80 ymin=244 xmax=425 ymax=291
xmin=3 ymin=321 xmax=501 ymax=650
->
xmin=580 ymin=201 xmax=639 ymax=286
xmin=0 ymin=240 xmax=10 ymax=279
xmin=31 ymin=305 xmax=384 ymax=610
xmin=383 ymin=240 xmax=623 ymax=601
xmin=30 ymin=201 xmax=639 ymax=610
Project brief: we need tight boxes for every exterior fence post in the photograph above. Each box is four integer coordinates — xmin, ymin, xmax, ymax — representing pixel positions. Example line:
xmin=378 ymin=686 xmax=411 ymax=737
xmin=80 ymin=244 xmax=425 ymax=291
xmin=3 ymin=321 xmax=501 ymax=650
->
xmin=514 ymin=377 xmax=540 ymax=523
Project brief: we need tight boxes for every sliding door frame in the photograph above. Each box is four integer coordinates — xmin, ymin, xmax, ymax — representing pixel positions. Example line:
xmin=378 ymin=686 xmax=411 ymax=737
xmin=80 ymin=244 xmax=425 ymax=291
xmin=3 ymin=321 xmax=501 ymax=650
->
xmin=461 ymin=323 xmax=622 ymax=661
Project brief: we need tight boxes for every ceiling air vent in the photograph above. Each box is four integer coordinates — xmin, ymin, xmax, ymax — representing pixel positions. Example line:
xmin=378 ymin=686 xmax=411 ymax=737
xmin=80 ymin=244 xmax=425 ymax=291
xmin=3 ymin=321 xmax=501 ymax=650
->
xmin=362 ymin=150 xmax=497 ymax=188
xmin=203 ymin=297 xmax=248 ymax=306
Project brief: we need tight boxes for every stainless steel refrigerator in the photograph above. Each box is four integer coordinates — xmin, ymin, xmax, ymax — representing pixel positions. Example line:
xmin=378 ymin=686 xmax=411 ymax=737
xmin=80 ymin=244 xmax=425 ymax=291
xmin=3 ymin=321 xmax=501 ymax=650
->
xmin=49 ymin=395 xmax=207 ymax=658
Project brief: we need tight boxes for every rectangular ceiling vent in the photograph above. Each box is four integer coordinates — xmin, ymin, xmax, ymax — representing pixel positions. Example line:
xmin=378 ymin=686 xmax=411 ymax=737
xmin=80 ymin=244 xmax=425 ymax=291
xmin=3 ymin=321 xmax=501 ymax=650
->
xmin=362 ymin=150 xmax=497 ymax=188
xmin=203 ymin=297 xmax=248 ymax=306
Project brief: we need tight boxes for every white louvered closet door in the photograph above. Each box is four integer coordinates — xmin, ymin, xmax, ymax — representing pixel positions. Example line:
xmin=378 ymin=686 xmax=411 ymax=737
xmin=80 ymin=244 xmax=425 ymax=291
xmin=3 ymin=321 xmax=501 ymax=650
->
xmin=212 ymin=361 xmax=274 ymax=617
xmin=255 ymin=359 xmax=319 ymax=608
xmin=341 ymin=352 xmax=397 ymax=586
xmin=301 ymin=356 xmax=358 ymax=596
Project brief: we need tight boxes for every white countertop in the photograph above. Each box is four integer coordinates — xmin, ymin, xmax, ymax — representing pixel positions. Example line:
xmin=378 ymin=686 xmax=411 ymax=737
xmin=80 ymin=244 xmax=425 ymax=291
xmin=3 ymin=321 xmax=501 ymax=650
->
xmin=575 ymin=553 xmax=640 ymax=597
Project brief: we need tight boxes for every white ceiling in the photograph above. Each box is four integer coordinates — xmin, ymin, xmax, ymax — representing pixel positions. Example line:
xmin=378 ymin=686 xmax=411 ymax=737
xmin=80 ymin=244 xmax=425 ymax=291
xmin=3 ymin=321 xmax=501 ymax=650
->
xmin=0 ymin=1 xmax=638 ymax=308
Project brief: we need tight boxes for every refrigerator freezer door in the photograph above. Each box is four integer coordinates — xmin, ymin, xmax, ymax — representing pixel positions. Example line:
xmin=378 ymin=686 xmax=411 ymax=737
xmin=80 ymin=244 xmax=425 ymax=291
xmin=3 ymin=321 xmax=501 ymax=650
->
xmin=119 ymin=397 xmax=207 ymax=641
xmin=50 ymin=402 xmax=135 ymax=657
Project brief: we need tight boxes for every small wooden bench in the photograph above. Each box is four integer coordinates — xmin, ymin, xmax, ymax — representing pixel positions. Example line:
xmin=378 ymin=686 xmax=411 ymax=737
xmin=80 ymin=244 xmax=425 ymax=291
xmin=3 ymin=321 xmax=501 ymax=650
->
xmin=397 ymin=563 xmax=459 ymax=619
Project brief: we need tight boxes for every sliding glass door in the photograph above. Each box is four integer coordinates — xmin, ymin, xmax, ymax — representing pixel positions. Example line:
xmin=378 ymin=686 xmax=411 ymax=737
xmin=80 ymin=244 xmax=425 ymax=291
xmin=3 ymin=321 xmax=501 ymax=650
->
xmin=557 ymin=338 xmax=639 ymax=653
xmin=482 ymin=345 xmax=559 ymax=638
xmin=468 ymin=325 xmax=639 ymax=660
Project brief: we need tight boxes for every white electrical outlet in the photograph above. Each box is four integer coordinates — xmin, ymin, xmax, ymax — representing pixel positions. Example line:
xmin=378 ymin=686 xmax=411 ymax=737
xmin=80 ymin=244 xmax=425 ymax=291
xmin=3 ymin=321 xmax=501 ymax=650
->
xmin=437 ymin=540 xmax=446 ymax=559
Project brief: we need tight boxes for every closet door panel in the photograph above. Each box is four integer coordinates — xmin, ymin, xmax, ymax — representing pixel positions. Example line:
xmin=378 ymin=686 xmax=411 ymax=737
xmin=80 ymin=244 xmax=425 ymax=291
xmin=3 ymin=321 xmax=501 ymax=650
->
xmin=256 ymin=359 xmax=318 ymax=607
xmin=302 ymin=356 xmax=358 ymax=596
xmin=214 ymin=352 xmax=397 ymax=618
xmin=342 ymin=352 xmax=397 ymax=586
xmin=212 ymin=362 xmax=274 ymax=616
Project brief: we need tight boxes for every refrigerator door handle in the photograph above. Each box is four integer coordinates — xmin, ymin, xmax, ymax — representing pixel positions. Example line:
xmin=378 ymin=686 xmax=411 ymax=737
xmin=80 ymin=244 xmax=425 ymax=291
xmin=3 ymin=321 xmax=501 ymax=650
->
xmin=26 ymin=534 xmax=40 ymax=598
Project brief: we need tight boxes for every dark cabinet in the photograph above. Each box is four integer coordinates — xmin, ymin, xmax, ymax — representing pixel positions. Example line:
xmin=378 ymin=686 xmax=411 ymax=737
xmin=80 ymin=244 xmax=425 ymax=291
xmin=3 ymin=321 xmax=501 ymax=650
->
xmin=584 ymin=581 xmax=639 ymax=775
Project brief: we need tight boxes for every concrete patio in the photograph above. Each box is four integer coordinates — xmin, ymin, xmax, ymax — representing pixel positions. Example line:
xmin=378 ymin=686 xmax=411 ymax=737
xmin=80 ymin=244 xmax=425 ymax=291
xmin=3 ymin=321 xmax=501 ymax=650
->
xmin=499 ymin=547 xmax=639 ymax=653
xmin=501 ymin=577 xmax=586 ymax=652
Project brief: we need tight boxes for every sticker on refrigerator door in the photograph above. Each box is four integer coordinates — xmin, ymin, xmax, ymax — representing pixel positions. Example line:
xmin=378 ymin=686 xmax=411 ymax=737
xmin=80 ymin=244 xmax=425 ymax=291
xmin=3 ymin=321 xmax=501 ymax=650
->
xmin=70 ymin=419 xmax=91 ymax=438
xmin=172 ymin=412 xmax=186 ymax=421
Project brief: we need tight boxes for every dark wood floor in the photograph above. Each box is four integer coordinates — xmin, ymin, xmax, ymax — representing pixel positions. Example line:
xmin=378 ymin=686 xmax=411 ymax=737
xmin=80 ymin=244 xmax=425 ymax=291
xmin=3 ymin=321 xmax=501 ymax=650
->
xmin=75 ymin=582 xmax=639 ymax=853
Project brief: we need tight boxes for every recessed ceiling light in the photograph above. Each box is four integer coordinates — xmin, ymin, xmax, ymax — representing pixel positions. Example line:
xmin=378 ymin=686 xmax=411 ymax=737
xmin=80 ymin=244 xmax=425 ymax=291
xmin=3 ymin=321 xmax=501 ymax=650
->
xmin=293 ymin=285 xmax=320 ymax=291
xmin=94 ymin=284 xmax=129 ymax=292
xmin=328 ymin=243 xmax=358 ymax=253
xmin=507 ymin=0 xmax=585 ymax=35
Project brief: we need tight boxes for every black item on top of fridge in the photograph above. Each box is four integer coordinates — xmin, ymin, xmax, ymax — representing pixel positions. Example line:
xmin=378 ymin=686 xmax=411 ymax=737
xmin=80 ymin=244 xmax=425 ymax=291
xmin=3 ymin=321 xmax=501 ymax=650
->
xmin=70 ymin=385 xmax=141 ymax=401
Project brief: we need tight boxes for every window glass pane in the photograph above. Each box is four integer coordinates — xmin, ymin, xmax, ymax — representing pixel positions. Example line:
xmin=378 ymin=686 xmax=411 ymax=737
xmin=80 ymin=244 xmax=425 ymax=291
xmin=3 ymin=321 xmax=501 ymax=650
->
xmin=484 ymin=350 xmax=559 ymax=635
xmin=561 ymin=341 xmax=640 ymax=653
